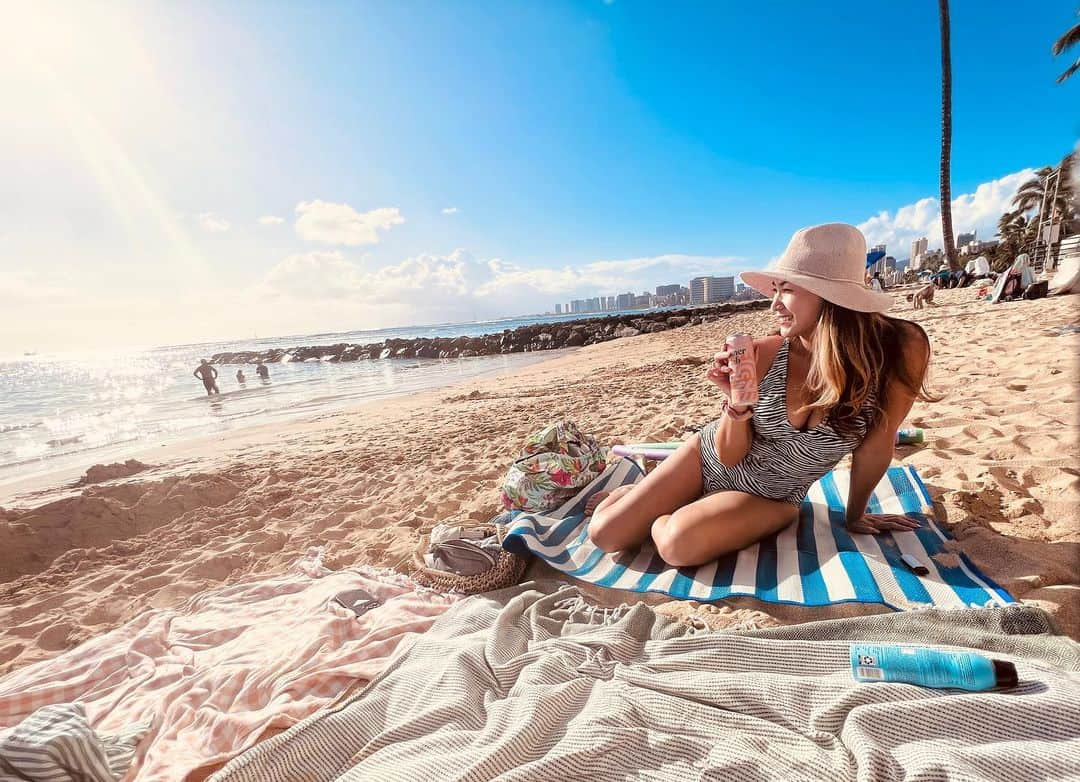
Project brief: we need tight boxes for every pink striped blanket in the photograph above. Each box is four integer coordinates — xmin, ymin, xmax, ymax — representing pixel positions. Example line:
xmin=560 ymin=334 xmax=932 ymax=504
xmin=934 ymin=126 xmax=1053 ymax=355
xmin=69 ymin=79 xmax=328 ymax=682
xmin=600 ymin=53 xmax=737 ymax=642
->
xmin=0 ymin=564 xmax=458 ymax=781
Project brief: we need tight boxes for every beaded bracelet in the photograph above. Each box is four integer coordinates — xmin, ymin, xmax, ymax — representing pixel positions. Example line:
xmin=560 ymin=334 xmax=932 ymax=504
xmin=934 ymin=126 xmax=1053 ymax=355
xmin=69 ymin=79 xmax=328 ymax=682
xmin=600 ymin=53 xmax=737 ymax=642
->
xmin=721 ymin=398 xmax=754 ymax=422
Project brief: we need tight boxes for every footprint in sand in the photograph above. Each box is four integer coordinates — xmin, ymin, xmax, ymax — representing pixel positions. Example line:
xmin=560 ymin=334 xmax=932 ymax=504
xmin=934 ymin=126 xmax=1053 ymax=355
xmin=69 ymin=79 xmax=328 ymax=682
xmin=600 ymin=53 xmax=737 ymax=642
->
xmin=81 ymin=602 xmax=125 ymax=625
xmin=36 ymin=621 xmax=75 ymax=651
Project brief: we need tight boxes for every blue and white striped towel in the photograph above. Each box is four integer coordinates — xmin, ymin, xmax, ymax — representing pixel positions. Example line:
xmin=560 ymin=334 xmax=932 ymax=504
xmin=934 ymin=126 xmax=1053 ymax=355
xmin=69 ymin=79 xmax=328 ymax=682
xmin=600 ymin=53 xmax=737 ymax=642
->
xmin=502 ymin=459 xmax=1015 ymax=610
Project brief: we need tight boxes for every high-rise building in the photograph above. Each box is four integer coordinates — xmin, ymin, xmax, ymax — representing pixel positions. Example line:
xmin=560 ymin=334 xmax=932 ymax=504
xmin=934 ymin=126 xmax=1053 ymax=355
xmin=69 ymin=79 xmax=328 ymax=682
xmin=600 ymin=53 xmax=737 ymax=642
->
xmin=910 ymin=237 xmax=929 ymax=271
xmin=957 ymin=231 xmax=976 ymax=247
xmin=911 ymin=237 xmax=928 ymax=261
xmin=690 ymin=277 xmax=708 ymax=305
xmin=712 ymin=276 xmax=735 ymax=300
xmin=616 ymin=292 xmax=634 ymax=310
xmin=655 ymin=284 xmax=681 ymax=297
xmin=555 ymin=303 xmax=562 ymax=315
xmin=690 ymin=276 xmax=735 ymax=304
xmin=867 ymin=244 xmax=887 ymax=275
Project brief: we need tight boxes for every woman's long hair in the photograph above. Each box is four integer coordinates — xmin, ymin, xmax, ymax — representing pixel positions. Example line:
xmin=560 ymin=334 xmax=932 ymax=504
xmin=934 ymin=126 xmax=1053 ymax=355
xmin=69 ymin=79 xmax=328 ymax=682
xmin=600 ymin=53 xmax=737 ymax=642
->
xmin=801 ymin=302 xmax=940 ymax=436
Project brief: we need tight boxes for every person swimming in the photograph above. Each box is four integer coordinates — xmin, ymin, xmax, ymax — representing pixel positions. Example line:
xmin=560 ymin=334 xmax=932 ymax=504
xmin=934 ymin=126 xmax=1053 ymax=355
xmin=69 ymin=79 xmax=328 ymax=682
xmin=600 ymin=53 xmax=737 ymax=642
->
xmin=255 ymin=360 xmax=270 ymax=380
xmin=236 ymin=369 xmax=246 ymax=384
xmin=194 ymin=360 xmax=220 ymax=395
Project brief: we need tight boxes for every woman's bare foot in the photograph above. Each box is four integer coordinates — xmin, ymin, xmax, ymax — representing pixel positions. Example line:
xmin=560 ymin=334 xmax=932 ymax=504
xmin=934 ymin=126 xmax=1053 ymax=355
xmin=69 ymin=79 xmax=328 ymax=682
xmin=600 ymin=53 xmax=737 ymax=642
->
xmin=584 ymin=484 xmax=634 ymax=516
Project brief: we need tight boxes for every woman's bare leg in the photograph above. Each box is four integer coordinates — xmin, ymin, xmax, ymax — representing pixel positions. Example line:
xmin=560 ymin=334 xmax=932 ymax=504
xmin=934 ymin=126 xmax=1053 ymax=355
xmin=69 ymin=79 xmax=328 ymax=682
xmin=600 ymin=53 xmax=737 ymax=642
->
xmin=584 ymin=484 xmax=633 ymax=516
xmin=587 ymin=434 xmax=704 ymax=552
xmin=650 ymin=490 xmax=799 ymax=567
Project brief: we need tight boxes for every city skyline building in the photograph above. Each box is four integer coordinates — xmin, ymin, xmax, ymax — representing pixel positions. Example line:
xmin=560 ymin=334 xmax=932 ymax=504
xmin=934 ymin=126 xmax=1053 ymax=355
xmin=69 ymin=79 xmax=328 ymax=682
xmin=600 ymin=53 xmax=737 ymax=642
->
xmin=556 ymin=281 xmax=696 ymax=314
xmin=868 ymin=243 xmax=887 ymax=275
xmin=689 ymin=275 xmax=735 ymax=305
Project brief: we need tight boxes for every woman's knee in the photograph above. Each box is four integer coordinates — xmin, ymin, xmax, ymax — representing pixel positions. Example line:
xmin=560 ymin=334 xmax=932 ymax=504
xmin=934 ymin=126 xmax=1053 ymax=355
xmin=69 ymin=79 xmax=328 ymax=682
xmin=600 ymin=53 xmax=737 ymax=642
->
xmin=652 ymin=513 xmax=715 ymax=568
xmin=587 ymin=507 xmax=624 ymax=552
xmin=587 ymin=503 xmax=650 ymax=553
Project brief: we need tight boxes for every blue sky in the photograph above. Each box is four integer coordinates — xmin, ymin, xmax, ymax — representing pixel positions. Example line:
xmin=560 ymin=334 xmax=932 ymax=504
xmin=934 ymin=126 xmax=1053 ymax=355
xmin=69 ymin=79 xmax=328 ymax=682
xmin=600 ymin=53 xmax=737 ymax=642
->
xmin=1 ymin=1 xmax=1076 ymax=350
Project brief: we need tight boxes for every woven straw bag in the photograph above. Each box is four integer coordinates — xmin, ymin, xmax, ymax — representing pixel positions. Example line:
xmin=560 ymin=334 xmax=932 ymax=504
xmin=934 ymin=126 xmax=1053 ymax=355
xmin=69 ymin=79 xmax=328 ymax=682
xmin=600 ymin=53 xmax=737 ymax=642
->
xmin=411 ymin=523 xmax=528 ymax=595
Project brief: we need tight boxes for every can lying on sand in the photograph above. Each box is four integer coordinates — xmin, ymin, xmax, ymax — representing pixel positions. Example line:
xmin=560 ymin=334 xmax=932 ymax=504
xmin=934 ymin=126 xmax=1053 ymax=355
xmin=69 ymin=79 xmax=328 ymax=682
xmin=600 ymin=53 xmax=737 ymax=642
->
xmin=896 ymin=427 xmax=924 ymax=445
xmin=725 ymin=332 xmax=758 ymax=409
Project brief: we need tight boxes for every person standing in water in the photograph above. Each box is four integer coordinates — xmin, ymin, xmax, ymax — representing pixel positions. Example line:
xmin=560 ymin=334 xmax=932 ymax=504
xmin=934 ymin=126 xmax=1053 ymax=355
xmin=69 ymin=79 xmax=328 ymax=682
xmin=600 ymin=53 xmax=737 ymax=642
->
xmin=236 ymin=369 xmax=246 ymax=385
xmin=255 ymin=359 xmax=270 ymax=381
xmin=193 ymin=359 xmax=220 ymax=395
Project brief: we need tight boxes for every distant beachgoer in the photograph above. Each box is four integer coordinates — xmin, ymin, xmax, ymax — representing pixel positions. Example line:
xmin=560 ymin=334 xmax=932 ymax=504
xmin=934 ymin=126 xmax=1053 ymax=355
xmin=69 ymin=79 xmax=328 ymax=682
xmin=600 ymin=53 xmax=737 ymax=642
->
xmin=236 ymin=369 xmax=246 ymax=384
xmin=997 ymin=253 xmax=1036 ymax=301
xmin=933 ymin=264 xmax=951 ymax=289
xmin=255 ymin=360 xmax=270 ymax=380
xmin=194 ymin=360 xmax=220 ymax=395
xmin=966 ymin=255 xmax=991 ymax=282
xmin=869 ymin=272 xmax=884 ymax=292
xmin=585 ymin=223 xmax=933 ymax=567
xmin=906 ymin=283 xmax=936 ymax=310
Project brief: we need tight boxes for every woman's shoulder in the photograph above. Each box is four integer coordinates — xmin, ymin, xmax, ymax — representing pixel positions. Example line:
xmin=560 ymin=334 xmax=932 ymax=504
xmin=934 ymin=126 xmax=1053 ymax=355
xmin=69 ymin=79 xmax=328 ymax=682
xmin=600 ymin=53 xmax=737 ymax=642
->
xmin=887 ymin=318 xmax=931 ymax=378
xmin=753 ymin=335 xmax=785 ymax=376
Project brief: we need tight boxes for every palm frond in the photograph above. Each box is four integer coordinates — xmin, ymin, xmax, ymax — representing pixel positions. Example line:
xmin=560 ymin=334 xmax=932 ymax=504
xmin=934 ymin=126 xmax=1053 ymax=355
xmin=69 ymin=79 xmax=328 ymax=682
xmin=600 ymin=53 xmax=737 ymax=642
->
xmin=998 ymin=210 xmax=1025 ymax=232
xmin=1012 ymin=194 xmax=1042 ymax=213
xmin=1056 ymin=58 xmax=1080 ymax=83
xmin=1051 ymin=22 xmax=1080 ymax=56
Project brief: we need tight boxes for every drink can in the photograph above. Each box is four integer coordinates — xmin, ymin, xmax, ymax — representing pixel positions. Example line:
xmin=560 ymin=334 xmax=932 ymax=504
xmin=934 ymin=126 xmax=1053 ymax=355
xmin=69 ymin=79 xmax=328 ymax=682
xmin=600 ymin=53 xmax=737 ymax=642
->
xmin=895 ymin=427 xmax=924 ymax=445
xmin=725 ymin=332 xmax=758 ymax=408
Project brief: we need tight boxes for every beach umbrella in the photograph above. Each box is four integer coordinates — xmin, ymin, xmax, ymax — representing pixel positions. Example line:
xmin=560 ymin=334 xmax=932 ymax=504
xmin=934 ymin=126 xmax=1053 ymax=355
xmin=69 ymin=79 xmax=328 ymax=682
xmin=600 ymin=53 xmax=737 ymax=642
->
xmin=865 ymin=249 xmax=886 ymax=268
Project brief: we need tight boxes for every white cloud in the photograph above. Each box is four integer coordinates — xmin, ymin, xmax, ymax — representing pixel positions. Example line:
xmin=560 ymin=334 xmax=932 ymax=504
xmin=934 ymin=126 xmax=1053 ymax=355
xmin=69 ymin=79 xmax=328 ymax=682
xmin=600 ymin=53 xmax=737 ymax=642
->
xmin=294 ymin=200 xmax=404 ymax=246
xmin=857 ymin=168 xmax=1034 ymax=257
xmin=197 ymin=212 xmax=230 ymax=233
xmin=257 ymin=248 xmax=741 ymax=323
xmin=260 ymin=251 xmax=363 ymax=300
xmin=258 ymin=215 xmax=285 ymax=225
xmin=441 ymin=207 xmax=459 ymax=215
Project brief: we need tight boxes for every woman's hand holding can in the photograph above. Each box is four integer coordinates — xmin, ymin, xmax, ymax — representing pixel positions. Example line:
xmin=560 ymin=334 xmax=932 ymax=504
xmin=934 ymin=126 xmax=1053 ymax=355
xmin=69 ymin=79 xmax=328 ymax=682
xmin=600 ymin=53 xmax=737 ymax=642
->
xmin=706 ymin=350 xmax=733 ymax=397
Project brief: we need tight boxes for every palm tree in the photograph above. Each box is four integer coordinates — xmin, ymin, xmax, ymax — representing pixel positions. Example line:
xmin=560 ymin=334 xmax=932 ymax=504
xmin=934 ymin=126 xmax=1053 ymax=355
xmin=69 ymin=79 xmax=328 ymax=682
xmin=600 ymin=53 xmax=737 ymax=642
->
xmin=997 ymin=210 xmax=1034 ymax=254
xmin=1011 ymin=152 xmax=1078 ymax=224
xmin=938 ymin=0 xmax=958 ymax=271
xmin=1012 ymin=166 xmax=1057 ymax=214
xmin=1053 ymin=10 xmax=1080 ymax=83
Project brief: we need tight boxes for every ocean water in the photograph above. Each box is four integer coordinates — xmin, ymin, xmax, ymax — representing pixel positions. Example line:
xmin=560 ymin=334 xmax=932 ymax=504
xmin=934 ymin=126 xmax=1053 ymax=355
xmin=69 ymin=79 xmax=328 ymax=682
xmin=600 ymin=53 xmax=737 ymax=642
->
xmin=1 ymin=307 xmax=679 ymax=481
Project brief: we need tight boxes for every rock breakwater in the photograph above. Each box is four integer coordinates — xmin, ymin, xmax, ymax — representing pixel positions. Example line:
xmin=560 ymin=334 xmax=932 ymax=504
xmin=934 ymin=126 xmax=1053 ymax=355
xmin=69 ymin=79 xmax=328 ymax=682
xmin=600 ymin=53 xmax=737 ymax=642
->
xmin=210 ymin=300 xmax=771 ymax=364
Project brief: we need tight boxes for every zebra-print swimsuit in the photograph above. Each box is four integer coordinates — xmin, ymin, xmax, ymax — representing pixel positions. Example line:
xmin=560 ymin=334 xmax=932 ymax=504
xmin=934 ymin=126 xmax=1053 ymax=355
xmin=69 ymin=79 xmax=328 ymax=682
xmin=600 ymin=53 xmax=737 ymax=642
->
xmin=699 ymin=339 xmax=874 ymax=506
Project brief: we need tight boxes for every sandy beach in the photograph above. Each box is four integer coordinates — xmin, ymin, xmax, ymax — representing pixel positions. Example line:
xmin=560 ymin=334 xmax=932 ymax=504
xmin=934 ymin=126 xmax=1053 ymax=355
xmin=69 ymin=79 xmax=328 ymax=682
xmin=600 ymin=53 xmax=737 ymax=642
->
xmin=1 ymin=287 xmax=1078 ymax=676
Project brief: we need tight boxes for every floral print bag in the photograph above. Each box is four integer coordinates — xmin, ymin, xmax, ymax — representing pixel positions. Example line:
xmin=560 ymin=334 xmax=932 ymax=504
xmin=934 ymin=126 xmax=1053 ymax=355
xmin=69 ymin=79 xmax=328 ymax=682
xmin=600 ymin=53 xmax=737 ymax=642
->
xmin=499 ymin=421 xmax=613 ymax=512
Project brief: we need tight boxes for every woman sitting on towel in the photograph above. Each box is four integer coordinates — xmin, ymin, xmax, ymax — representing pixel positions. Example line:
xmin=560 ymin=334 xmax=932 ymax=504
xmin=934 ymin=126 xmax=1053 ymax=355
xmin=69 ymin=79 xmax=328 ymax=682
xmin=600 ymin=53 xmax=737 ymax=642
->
xmin=587 ymin=223 xmax=937 ymax=567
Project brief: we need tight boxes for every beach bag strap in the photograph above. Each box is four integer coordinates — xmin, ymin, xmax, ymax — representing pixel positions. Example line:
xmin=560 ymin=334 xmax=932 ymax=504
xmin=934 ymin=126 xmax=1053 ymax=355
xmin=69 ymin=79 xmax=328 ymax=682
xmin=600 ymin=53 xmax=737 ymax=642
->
xmin=411 ymin=522 xmax=528 ymax=595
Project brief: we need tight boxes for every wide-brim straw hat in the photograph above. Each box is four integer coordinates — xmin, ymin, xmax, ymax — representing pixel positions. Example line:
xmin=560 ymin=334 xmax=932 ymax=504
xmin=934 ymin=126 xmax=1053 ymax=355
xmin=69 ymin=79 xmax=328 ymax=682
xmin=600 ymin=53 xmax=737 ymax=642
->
xmin=740 ymin=223 xmax=894 ymax=313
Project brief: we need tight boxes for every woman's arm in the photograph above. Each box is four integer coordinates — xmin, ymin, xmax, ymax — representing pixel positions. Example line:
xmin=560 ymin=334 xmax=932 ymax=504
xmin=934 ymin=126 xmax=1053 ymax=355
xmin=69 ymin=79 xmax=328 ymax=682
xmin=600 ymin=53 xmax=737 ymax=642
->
xmin=713 ymin=409 xmax=754 ymax=468
xmin=708 ymin=337 xmax=779 ymax=468
xmin=845 ymin=326 xmax=930 ymax=531
xmin=845 ymin=424 xmax=895 ymax=528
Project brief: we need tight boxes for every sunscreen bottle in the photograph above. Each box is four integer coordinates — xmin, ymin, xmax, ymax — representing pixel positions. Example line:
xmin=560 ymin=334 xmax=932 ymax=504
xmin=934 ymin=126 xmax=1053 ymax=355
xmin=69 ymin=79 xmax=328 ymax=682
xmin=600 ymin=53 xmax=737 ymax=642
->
xmin=851 ymin=645 xmax=1018 ymax=691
